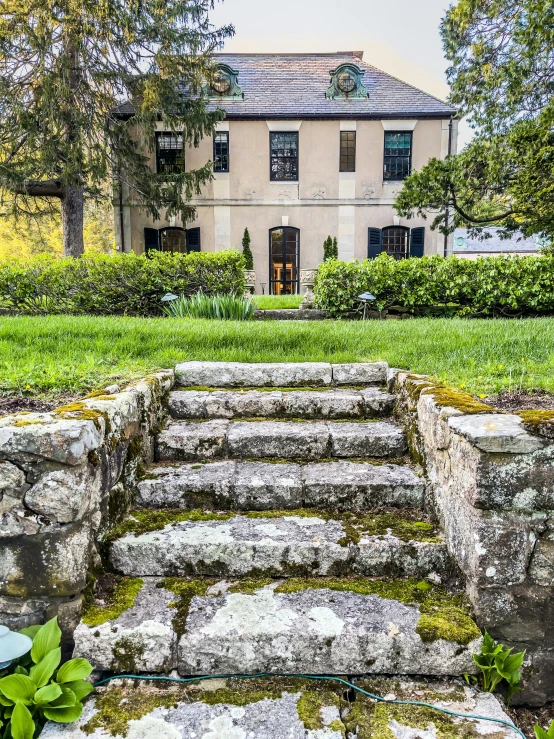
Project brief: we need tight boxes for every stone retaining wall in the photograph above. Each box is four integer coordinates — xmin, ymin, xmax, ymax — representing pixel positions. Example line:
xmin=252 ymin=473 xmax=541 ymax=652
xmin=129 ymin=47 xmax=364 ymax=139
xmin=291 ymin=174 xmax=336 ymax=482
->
xmin=394 ymin=372 xmax=554 ymax=706
xmin=0 ymin=371 xmax=174 ymax=636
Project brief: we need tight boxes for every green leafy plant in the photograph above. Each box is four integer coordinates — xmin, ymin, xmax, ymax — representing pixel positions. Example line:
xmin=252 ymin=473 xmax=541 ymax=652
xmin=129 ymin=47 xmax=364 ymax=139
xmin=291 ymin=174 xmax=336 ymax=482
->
xmin=323 ymin=236 xmax=338 ymax=261
xmin=0 ymin=250 xmax=246 ymax=317
xmin=472 ymin=632 xmax=525 ymax=705
xmin=242 ymin=228 xmax=254 ymax=271
xmin=534 ymin=720 xmax=554 ymax=739
xmin=0 ymin=618 xmax=94 ymax=738
xmin=163 ymin=291 xmax=257 ymax=320
xmin=313 ymin=252 xmax=554 ymax=319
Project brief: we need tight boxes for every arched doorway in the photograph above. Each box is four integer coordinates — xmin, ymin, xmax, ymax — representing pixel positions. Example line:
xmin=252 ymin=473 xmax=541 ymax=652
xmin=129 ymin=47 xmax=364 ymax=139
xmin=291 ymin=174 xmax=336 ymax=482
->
xmin=269 ymin=227 xmax=299 ymax=294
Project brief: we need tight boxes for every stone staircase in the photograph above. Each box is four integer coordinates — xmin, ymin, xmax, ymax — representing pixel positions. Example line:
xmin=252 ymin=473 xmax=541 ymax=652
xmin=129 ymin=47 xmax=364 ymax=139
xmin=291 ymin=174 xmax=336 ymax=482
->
xmin=74 ymin=363 xmax=482 ymax=677
xmin=53 ymin=362 xmax=520 ymax=738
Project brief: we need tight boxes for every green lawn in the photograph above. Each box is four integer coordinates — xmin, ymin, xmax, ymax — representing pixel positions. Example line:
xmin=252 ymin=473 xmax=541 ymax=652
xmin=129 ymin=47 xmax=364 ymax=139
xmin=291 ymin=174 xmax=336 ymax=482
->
xmin=1 ymin=315 xmax=552 ymax=398
xmin=253 ymin=295 xmax=304 ymax=309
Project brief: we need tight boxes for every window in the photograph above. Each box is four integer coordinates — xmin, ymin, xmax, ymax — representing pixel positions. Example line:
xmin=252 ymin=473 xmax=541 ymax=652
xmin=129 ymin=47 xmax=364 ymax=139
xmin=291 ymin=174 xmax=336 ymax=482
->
xmin=270 ymin=227 xmax=299 ymax=294
xmin=143 ymin=227 xmax=200 ymax=254
xmin=156 ymin=132 xmax=184 ymax=174
xmin=382 ymin=226 xmax=409 ymax=259
xmin=213 ymin=132 xmax=229 ymax=172
xmin=340 ymin=131 xmax=356 ymax=172
xmin=383 ymin=131 xmax=412 ymax=180
xmin=270 ymin=132 xmax=298 ymax=181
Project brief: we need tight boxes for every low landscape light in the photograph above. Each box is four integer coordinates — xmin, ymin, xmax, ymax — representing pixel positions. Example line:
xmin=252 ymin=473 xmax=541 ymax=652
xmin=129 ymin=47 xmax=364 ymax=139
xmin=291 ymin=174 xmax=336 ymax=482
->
xmin=358 ymin=292 xmax=376 ymax=319
xmin=161 ymin=293 xmax=179 ymax=303
xmin=0 ymin=625 xmax=32 ymax=669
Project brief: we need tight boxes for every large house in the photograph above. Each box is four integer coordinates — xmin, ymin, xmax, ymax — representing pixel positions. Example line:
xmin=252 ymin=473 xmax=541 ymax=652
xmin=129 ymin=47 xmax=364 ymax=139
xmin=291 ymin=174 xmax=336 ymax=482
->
xmin=114 ymin=52 xmax=457 ymax=295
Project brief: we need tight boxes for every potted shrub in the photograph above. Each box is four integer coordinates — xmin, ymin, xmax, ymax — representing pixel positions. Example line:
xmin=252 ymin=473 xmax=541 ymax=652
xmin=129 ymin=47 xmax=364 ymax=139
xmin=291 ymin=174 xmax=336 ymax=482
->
xmin=242 ymin=228 xmax=256 ymax=293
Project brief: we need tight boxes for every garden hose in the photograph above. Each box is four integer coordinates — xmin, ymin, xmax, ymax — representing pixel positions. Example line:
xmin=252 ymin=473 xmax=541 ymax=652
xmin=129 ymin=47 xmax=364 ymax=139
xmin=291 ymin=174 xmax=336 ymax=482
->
xmin=93 ymin=672 xmax=526 ymax=739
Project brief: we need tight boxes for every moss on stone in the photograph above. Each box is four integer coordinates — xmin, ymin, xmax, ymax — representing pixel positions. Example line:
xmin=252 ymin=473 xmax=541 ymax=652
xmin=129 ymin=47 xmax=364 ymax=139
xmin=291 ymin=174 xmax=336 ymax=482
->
xmin=296 ymin=690 xmax=342 ymax=731
xmin=422 ymin=387 xmax=495 ymax=415
xmin=105 ymin=508 xmax=235 ymax=540
xmin=343 ymin=700 xmax=478 ymax=739
xmin=517 ymin=410 xmax=554 ymax=438
xmin=159 ymin=578 xmax=215 ymax=637
xmin=82 ymin=686 xmax=182 ymax=737
xmin=273 ymin=577 xmax=480 ymax=645
xmin=52 ymin=401 xmax=111 ymax=432
xmin=82 ymin=577 xmax=143 ymax=626
xmin=111 ymin=635 xmax=145 ymax=673
xmin=12 ymin=419 xmax=44 ymax=426
xmin=229 ymin=578 xmax=275 ymax=593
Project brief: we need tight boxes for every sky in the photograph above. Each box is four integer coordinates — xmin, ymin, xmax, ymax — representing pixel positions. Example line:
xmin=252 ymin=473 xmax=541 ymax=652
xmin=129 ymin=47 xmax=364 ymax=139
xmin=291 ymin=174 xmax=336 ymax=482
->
xmin=210 ymin=0 xmax=473 ymax=148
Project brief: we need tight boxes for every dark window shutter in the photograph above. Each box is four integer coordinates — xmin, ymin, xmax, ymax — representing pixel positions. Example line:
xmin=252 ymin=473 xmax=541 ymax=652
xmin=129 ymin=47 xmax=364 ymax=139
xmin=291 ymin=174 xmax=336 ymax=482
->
xmin=368 ymin=228 xmax=383 ymax=259
xmin=186 ymin=227 xmax=201 ymax=253
xmin=410 ymin=227 xmax=425 ymax=258
xmin=144 ymin=228 xmax=159 ymax=253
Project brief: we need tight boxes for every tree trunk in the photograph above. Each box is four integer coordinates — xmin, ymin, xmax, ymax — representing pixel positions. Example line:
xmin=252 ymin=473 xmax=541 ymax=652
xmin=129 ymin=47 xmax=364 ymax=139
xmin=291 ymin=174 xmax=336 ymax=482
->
xmin=62 ymin=184 xmax=84 ymax=257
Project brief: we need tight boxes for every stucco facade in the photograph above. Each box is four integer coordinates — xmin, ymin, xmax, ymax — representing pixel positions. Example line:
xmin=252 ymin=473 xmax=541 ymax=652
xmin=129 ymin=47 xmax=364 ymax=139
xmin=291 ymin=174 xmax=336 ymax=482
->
xmin=115 ymin=53 xmax=457 ymax=294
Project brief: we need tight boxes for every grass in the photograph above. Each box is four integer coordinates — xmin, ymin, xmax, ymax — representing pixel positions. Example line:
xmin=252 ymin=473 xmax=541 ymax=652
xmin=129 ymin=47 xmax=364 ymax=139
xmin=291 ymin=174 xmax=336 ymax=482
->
xmin=1 ymin=315 xmax=553 ymax=398
xmin=253 ymin=294 xmax=304 ymax=310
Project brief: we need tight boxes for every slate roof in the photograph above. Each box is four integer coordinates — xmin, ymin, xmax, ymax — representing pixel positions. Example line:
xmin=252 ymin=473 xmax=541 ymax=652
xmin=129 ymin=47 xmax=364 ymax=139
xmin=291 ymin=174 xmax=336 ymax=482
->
xmin=453 ymin=228 xmax=540 ymax=253
xmin=114 ymin=52 xmax=456 ymax=119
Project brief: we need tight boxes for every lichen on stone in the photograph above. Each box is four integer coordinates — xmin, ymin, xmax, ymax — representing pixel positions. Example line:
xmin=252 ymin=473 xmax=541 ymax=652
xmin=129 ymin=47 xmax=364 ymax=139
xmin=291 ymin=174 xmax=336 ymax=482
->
xmin=52 ymin=401 xmax=111 ymax=432
xmin=82 ymin=577 xmax=143 ymax=626
xmin=272 ymin=577 xmax=480 ymax=645
xmin=422 ymin=387 xmax=495 ymax=415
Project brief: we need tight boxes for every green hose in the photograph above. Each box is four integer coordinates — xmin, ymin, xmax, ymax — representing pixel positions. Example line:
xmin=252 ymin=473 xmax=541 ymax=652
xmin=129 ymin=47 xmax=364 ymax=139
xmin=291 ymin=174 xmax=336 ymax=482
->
xmin=93 ymin=672 xmax=526 ymax=739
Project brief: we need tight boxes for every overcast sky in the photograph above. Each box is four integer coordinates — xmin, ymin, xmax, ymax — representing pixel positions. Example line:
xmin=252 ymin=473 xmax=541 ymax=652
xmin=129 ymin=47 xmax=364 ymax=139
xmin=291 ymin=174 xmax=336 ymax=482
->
xmin=210 ymin=0 xmax=472 ymax=148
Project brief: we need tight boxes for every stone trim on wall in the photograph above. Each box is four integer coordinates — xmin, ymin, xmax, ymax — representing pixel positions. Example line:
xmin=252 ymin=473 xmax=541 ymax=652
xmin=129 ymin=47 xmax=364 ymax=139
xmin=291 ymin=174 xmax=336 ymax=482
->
xmin=393 ymin=371 xmax=554 ymax=706
xmin=0 ymin=370 xmax=174 ymax=635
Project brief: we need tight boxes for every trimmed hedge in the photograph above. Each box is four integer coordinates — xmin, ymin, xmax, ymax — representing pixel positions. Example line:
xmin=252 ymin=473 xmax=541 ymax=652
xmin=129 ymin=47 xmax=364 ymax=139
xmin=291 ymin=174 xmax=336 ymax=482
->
xmin=0 ymin=251 xmax=246 ymax=316
xmin=314 ymin=253 xmax=554 ymax=318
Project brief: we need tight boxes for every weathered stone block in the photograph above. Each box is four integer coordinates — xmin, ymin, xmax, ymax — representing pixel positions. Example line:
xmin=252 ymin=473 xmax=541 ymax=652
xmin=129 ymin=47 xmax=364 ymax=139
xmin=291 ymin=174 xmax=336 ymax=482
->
xmin=361 ymin=387 xmax=396 ymax=416
xmin=175 ymin=361 xmax=333 ymax=387
xmin=448 ymin=414 xmax=545 ymax=454
xmin=24 ymin=464 xmax=102 ymax=524
xmin=109 ymin=515 xmax=352 ymax=577
xmin=227 ymin=421 xmax=330 ymax=459
xmin=234 ymin=461 xmax=303 ymax=509
xmin=354 ymin=537 xmax=450 ymax=579
xmin=156 ymin=420 xmax=229 ymax=461
xmin=302 ymin=461 xmax=425 ymax=510
xmin=329 ymin=421 xmax=406 ymax=457
xmin=136 ymin=461 xmax=237 ymax=509
xmin=0 ymin=521 xmax=92 ymax=597
xmin=281 ymin=389 xmax=365 ymax=419
xmin=41 ymin=679 xmax=345 ymax=738
xmin=0 ymin=415 xmax=102 ymax=466
xmin=332 ymin=362 xmax=388 ymax=385
xmin=73 ymin=579 xmax=176 ymax=672
xmin=179 ymin=585 xmax=481 ymax=675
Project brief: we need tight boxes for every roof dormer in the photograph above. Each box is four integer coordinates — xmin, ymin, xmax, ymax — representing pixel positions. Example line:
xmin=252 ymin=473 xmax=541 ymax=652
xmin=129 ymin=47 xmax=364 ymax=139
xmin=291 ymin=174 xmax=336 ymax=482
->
xmin=326 ymin=63 xmax=368 ymax=100
xmin=206 ymin=63 xmax=243 ymax=100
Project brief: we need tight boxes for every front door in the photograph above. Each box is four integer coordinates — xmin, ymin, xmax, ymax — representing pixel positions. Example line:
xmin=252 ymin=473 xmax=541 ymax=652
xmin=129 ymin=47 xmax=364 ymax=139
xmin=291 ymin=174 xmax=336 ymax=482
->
xmin=270 ymin=227 xmax=299 ymax=295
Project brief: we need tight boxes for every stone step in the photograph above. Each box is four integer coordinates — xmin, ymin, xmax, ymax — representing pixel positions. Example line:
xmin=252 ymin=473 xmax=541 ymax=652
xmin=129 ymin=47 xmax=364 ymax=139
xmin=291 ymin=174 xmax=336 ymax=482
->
xmin=137 ymin=460 xmax=426 ymax=511
xmin=175 ymin=361 xmax=388 ymax=388
xmin=168 ymin=387 xmax=395 ymax=420
xmin=156 ymin=420 xmax=407 ymax=462
xmin=107 ymin=510 xmax=450 ymax=579
xmin=74 ymin=576 xmax=482 ymax=676
xmin=40 ymin=676 xmax=520 ymax=739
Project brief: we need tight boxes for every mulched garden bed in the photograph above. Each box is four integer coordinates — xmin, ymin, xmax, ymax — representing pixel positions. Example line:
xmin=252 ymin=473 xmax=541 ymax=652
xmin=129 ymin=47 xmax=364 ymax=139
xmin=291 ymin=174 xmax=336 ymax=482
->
xmin=0 ymin=394 xmax=80 ymax=416
xmin=508 ymin=702 xmax=554 ymax=739
xmin=484 ymin=391 xmax=554 ymax=412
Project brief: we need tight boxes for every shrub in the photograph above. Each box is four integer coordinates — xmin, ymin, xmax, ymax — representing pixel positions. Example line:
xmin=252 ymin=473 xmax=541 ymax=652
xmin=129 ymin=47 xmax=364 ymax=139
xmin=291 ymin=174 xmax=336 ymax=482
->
xmin=241 ymin=228 xmax=254 ymax=271
xmin=0 ymin=618 xmax=94 ymax=738
xmin=163 ymin=292 xmax=257 ymax=320
xmin=0 ymin=250 xmax=246 ymax=316
xmin=323 ymin=236 xmax=338 ymax=261
xmin=314 ymin=253 xmax=554 ymax=318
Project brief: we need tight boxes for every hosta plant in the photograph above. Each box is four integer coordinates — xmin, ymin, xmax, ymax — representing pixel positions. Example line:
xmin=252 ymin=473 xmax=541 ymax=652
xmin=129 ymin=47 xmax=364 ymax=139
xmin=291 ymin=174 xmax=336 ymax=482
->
xmin=535 ymin=720 xmax=554 ymax=739
xmin=0 ymin=618 xmax=94 ymax=738
xmin=472 ymin=632 xmax=525 ymax=705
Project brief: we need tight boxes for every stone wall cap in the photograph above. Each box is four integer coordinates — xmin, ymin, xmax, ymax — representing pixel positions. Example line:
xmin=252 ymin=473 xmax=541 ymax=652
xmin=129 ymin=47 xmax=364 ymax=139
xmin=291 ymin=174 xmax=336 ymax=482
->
xmin=448 ymin=413 xmax=546 ymax=454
